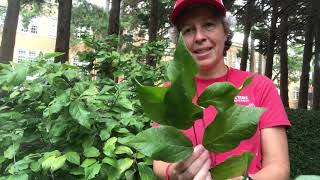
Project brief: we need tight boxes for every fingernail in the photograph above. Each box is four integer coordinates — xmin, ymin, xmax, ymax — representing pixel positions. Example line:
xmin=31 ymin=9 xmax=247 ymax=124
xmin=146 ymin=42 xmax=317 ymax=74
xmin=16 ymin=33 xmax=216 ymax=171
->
xmin=194 ymin=144 xmax=204 ymax=152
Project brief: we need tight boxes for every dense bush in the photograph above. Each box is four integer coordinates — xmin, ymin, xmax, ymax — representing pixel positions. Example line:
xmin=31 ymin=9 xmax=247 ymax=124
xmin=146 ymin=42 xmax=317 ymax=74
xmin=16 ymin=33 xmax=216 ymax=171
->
xmin=286 ymin=108 xmax=320 ymax=178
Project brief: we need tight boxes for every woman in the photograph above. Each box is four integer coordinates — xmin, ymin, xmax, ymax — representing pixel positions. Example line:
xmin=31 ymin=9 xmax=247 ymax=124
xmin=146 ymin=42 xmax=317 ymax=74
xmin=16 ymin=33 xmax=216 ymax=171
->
xmin=153 ymin=0 xmax=291 ymax=179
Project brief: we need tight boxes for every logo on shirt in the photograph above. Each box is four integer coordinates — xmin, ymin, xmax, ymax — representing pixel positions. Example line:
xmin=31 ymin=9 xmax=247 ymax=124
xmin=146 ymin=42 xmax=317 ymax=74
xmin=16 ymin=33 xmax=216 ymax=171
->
xmin=234 ymin=96 xmax=249 ymax=103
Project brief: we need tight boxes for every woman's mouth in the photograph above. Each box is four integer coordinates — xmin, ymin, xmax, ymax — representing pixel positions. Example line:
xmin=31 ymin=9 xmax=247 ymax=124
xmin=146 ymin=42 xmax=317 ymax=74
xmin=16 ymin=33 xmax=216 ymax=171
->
xmin=193 ymin=47 xmax=213 ymax=60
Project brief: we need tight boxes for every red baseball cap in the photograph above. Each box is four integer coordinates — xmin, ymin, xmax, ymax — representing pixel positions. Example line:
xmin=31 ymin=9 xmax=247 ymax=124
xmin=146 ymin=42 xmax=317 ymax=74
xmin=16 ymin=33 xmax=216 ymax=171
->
xmin=170 ymin=0 xmax=226 ymax=25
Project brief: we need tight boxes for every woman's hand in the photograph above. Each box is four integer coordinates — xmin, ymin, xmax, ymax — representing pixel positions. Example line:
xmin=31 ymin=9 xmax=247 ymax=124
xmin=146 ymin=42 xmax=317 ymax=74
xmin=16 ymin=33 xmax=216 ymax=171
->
xmin=168 ymin=144 xmax=212 ymax=180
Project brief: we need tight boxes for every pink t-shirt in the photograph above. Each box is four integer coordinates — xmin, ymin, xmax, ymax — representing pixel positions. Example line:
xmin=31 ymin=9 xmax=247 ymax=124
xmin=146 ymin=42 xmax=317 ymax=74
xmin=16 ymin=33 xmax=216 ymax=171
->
xmin=153 ymin=68 xmax=291 ymax=174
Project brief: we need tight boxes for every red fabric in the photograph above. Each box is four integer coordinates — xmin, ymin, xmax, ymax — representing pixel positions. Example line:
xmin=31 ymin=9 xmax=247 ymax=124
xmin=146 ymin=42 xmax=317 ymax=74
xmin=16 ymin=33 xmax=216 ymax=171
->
xmin=170 ymin=0 xmax=226 ymax=25
xmin=152 ymin=68 xmax=291 ymax=174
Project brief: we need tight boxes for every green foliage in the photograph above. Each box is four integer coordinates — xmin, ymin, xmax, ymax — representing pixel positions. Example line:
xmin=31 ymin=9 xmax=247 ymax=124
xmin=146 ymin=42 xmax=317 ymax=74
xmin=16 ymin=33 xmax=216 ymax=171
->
xmin=128 ymin=36 xmax=264 ymax=179
xmin=0 ymin=54 xmax=155 ymax=179
xmin=77 ymin=34 xmax=168 ymax=84
xmin=71 ymin=0 xmax=109 ymax=43
xmin=211 ymin=152 xmax=254 ymax=180
xmin=286 ymin=108 xmax=320 ymax=179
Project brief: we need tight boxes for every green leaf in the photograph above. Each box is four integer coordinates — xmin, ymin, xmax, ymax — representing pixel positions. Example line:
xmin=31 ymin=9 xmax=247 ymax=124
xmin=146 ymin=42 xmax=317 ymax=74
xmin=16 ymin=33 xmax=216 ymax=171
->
xmin=42 ymin=156 xmax=56 ymax=170
xmin=30 ymin=161 xmax=41 ymax=172
xmin=211 ymin=152 xmax=255 ymax=180
xmin=99 ymin=129 xmax=111 ymax=141
xmin=115 ymin=146 xmax=133 ymax=155
xmin=197 ymin=77 xmax=254 ymax=112
xmin=51 ymin=155 xmax=66 ymax=172
xmin=203 ymin=105 xmax=265 ymax=153
xmin=295 ymin=175 xmax=320 ymax=180
xmin=167 ymin=35 xmax=198 ymax=99
xmin=9 ymin=158 xmax=33 ymax=174
xmin=197 ymin=82 xmax=239 ymax=112
xmin=65 ymin=151 xmax=80 ymax=165
xmin=4 ymin=143 xmax=20 ymax=159
xmin=103 ymin=137 xmax=117 ymax=157
xmin=138 ymin=163 xmax=156 ymax=180
xmin=240 ymin=76 xmax=253 ymax=91
xmin=163 ymin=76 xmax=201 ymax=129
xmin=135 ymin=81 xmax=168 ymax=123
xmin=6 ymin=63 xmax=28 ymax=86
xmin=69 ymin=99 xmax=91 ymax=128
xmin=117 ymin=158 xmax=133 ymax=174
xmin=0 ymin=156 xmax=6 ymax=164
xmin=44 ymin=89 xmax=71 ymax=117
xmin=116 ymin=97 xmax=133 ymax=110
xmin=42 ymin=52 xmax=64 ymax=59
xmin=70 ymin=167 xmax=84 ymax=175
xmin=80 ymin=84 xmax=98 ymax=97
xmin=84 ymin=147 xmax=100 ymax=158
xmin=85 ymin=163 xmax=101 ymax=180
xmin=125 ymin=126 xmax=193 ymax=162
xmin=102 ymin=157 xmax=117 ymax=168
xmin=7 ymin=174 xmax=28 ymax=180
xmin=81 ymin=159 xmax=96 ymax=168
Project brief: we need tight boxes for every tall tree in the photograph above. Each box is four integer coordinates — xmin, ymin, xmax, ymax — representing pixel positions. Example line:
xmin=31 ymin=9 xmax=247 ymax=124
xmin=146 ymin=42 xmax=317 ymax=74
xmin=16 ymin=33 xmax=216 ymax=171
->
xmin=312 ymin=15 xmax=320 ymax=110
xmin=249 ymin=38 xmax=255 ymax=72
xmin=264 ymin=0 xmax=278 ymax=79
xmin=0 ymin=0 xmax=21 ymax=64
xmin=54 ymin=0 xmax=72 ymax=63
xmin=146 ymin=0 xmax=159 ymax=67
xmin=298 ymin=2 xmax=314 ymax=109
xmin=240 ymin=0 xmax=254 ymax=71
xmin=108 ymin=0 xmax=121 ymax=35
xmin=279 ymin=0 xmax=290 ymax=107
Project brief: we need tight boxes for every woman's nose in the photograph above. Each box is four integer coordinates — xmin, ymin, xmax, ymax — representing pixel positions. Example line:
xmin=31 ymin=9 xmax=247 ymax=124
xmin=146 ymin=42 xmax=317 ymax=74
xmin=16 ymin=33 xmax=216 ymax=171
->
xmin=194 ymin=28 xmax=207 ymax=43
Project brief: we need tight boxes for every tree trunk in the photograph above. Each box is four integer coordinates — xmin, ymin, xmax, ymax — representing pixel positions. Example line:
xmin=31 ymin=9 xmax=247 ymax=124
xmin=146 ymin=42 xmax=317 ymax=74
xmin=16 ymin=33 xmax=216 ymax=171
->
xmin=249 ymin=38 xmax=255 ymax=72
xmin=146 ymin=0 xmax=159 ymax=67
xmin=240 ymin=0 xmax=254 ymax=71
xmin=264 ymin=0 xmax=278 ymax=79
xmin=0 ymin=0 xmax=20 ymax=64
xmin=54 ymin=0 xmax=72 ymax=63
xmin=258 ymin=53 xmax=262 ymax=74
xmin=108 ymin=0 xmax=121 ymax=35
xmin=105 ymin=0 xmax=110 ymax=12
xmin=312 ymin=18 xmax=320 ymax=110
xmin=298 ymin=15 xmax=314 ymax=109
xmin=279 ymin=1 xmax=289 ymax=108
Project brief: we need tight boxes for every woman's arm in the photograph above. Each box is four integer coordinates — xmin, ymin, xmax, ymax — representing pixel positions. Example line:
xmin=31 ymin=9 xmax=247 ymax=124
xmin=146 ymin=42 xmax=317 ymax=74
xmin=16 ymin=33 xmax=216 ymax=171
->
xmin=251 ymin=126 xmax=290 ymax=179
xmin=230 ymin=126 xmax=290 ymax=180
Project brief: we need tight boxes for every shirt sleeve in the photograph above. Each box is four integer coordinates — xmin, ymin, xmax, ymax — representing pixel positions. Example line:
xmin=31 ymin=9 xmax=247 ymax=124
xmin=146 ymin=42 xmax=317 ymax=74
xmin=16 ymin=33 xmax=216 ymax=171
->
xmin=255 ymin=75 xmax=291 ymax=129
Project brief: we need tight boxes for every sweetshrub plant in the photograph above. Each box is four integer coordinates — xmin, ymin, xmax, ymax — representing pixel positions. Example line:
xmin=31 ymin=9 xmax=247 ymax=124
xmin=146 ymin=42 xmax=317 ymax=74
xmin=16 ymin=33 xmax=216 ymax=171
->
xmin=0 ymin=53 xmax=157 ymax=179
xmin=125 ymin=37 xmax=265 ymax=180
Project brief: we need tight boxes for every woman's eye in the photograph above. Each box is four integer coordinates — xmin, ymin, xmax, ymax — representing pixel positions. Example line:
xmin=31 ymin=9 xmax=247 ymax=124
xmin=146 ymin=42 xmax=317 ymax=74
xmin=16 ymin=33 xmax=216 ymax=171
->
xmin=182 ymin=28 xmax=193 ymax=35
xmin=204 ymin=22 xmax=216 ymax=30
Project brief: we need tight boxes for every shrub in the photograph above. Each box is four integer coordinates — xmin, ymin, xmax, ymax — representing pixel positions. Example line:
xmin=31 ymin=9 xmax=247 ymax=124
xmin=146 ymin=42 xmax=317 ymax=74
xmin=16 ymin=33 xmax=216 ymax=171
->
xmin=0 ymin=54 xmax=156 ymax=179
xmin=286 ymin=108 xmax=320 ymax=178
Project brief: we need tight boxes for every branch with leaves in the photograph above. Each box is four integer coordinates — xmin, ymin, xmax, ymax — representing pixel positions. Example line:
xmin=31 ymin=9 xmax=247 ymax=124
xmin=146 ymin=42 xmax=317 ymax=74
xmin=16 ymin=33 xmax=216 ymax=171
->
xmin=125 ymin=36 xmax=265 ymax=180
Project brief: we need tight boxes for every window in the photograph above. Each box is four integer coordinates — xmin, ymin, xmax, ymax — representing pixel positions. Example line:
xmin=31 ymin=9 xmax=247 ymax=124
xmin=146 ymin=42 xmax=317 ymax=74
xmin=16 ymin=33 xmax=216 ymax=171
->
xmin=17 ymin=50 xmax=27 ymax=62
xmin=293 ymin=87 xmax=299 ymax=100
xmin=28 ymin=51 xmax=37 ymax=61
xmin=48 ymin=18 xmax=57 ymax=37
xmin=30 ymin=25 xmax=38 ymax=34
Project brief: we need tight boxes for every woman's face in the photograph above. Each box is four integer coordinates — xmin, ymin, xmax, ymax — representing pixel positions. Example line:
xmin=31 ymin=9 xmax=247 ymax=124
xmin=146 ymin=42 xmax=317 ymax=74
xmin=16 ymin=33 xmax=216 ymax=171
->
xmin=178 ymin=7 xmax=227 ymax=72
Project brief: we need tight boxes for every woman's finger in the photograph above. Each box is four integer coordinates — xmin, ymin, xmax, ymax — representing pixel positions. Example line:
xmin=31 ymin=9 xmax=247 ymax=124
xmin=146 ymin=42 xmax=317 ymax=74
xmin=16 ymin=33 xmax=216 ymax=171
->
xmin=192 ymin=158 xmax=211 ymax=180
xmin=175 ymin=144 xmax=206 ymax=173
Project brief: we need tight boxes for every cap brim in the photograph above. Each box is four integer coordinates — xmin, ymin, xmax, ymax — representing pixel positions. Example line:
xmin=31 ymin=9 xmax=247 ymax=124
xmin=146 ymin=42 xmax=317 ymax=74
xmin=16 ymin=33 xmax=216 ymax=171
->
xmin=170 ymin=0 xmax=226 ymax=25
